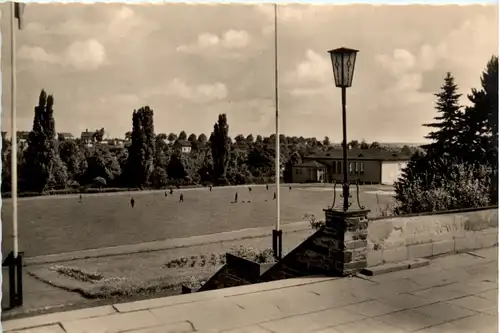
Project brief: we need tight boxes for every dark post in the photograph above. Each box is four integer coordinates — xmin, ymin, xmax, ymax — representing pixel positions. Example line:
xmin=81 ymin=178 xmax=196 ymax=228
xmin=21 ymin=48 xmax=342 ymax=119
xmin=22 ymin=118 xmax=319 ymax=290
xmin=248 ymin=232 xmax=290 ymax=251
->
xmin=341 ymin=86 xmax=349 ymax=211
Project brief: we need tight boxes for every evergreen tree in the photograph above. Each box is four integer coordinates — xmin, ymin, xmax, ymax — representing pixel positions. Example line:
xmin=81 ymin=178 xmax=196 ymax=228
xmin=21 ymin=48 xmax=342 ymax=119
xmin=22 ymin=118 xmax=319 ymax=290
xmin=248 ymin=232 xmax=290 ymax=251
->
xmin=178 ymin=131 xmax=187 ymax=141
xmin=421 ymin=72 xmax=464 ymax=159
xmin=126 ymin=106 xmax=156 ymax=187
xmin=23 ymin=90 xmax=67 ymax=192
xmin=210 ymin=114 xmax=231 ymax=185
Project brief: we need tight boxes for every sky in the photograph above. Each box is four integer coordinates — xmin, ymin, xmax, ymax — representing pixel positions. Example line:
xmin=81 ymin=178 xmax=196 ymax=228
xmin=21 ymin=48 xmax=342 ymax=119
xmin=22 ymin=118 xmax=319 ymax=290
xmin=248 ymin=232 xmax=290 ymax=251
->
xmin=0 ymin=3 xmax=497 ymax=143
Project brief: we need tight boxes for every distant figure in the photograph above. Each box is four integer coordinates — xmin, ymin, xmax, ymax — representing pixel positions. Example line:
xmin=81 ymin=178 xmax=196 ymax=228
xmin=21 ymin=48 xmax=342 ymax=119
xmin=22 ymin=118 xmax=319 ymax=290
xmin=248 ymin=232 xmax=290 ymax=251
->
xmin=79 ymin=194 xmax=83 ymax=203
xmin=266 ymin=184 xmax=269 ymax=191
xmin=130 ymin=197 xmax=135 ymax=208
xmin=289 ymin=185 xmax=292 ymax=191
xmin=209 ymin=185 xmax=212 ymax=192
xmin=170 ymin=188 xmax=174 ymax=195
xmin=179 ymin=193 xmax=184 ymax=203
xmin=248 ymin=187 xmax=252 ymax=193
xmin=164 ymin=191 xmax=168 ymax=197
xmin=234 ymin=192 xmax=238 ymax=203
xmin=273 ymin=192 xmax=276 ymax=200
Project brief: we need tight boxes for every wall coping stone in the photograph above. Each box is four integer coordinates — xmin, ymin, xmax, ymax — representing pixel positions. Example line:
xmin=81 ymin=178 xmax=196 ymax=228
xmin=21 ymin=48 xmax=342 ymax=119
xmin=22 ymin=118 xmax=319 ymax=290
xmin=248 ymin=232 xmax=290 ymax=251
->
xmin=370 ymin=205 xmax=498 ymax=222
xmin=323 ymin=209 xmax=371 ymax=218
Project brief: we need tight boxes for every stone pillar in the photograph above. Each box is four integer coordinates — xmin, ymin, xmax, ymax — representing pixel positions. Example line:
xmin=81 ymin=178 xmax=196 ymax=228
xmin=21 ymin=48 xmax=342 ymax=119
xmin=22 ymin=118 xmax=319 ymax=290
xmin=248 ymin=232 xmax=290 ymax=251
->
xmin=323 ymin=208 xmax=370 ymax=276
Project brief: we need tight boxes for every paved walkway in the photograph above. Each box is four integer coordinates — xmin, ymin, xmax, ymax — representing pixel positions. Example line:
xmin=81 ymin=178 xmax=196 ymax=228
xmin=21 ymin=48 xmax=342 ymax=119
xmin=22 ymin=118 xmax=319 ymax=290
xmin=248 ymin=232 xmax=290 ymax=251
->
xmin=3 ymin=247 xmax=498 ymax=333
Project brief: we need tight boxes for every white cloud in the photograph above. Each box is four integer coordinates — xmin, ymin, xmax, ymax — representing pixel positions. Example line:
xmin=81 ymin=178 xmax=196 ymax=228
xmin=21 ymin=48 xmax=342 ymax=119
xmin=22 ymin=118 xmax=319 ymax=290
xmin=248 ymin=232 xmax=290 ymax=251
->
xmin=176 ymin=29 xmax=251 ymax=54
xmin=19 ymin=39 xmax=106 ymax=71
xmin=285 ymin=49 xmax=331 ymax=84
xmin=145 ymin=79 xmax=228 ymax=103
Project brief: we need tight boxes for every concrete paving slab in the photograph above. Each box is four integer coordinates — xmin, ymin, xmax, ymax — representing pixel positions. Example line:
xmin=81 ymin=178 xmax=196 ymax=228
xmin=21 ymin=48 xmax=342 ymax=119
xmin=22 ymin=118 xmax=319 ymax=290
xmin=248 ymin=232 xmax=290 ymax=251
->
xmin=7 ymin=324 xmax=66 ymax=333
xmin=61 ymin=310 xmax=161 ymax=333
xmin=124 ymin=321 xmax=195 ymax=333
xmin=259 ymin=308 xmax=365 ymax=333
xmin=3 ymin=306 xmax=117 ymax=332
xmin=410 ymin=283 xmax=473 ymax=302
xmin=417 ymin=313 xmax=498 ymax=333
xmin=476 ymin=289 xmax=498 ymax=301
xmin=219 ymin=325 xmax=273 ymax=333
xmin=446 ymin=295 xmax=498 ymax=313
xmin=376 ymin=309 xmax=445 ymax=331
xmin=377 ymin=293 xmax=436 ymax=311
xmin=340 ymin=300 xmax=401 ymax=318
xmin=333 ymin=317 xmax=405 ymax=333
xmin=412 ymin=302 xmax=477 ymax=322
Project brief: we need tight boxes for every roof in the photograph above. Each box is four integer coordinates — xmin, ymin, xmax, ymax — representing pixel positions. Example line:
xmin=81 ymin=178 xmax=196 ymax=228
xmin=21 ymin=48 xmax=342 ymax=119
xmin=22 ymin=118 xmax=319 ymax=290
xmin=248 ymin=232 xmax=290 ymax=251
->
xmin=81 ymin=131 xmax=95 ymax=138
xmin=175 ymin=140 xmax=191 ymax=147
xmin=58 ymin=132 xmax=74 ymax=138
xmin=294 ymin=160 xmax=328 ymax=168
xmin=306 ymin=149 xmax=411 ymax=161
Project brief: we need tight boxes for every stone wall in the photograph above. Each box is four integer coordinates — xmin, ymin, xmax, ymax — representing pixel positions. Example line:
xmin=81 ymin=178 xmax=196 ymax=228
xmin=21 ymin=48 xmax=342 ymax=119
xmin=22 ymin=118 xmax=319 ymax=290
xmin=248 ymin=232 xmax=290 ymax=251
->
xmin=367 ymin=207 xmax=498 ymax=266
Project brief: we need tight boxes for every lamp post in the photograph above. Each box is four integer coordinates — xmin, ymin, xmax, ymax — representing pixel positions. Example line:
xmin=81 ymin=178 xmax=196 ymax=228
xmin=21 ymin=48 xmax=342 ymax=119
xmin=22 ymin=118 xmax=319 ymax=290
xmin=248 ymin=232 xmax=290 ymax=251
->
xmin=327 ymin=47 xmax=358 ymax=211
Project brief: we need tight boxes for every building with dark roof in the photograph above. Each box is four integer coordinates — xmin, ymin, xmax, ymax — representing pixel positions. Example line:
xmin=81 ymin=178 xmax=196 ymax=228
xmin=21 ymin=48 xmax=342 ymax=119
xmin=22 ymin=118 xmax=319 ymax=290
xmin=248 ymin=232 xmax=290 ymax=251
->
xmin=173 ymin=139 xmax=192 ymax=153
xmin=292 ymin=149 xmax=411 ymax=185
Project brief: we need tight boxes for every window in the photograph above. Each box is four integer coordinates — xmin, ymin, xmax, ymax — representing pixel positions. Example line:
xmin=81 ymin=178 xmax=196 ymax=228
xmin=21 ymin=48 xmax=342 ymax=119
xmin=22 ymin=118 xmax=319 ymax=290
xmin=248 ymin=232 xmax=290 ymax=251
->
xmin=355 ymin=162 xmax=359 ymax=174
xmin=349 ymin=162 xmax=353 ymax=175
xmin=337 ymin=161 xmax=342 ymax=174
xmin=360 ymin=162 xmax=365 ymax=174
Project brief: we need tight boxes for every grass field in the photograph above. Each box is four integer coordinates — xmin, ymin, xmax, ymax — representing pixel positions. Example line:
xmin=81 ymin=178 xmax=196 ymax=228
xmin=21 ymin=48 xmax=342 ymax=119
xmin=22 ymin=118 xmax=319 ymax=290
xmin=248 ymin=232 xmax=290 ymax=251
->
xmin=1 ymin=184 xmax=396 ymax=257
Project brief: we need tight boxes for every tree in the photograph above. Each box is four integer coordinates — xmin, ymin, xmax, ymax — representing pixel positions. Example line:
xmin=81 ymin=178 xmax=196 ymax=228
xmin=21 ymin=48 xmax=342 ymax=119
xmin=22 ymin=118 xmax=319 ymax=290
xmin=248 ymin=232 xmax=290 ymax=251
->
xmin=360 ymin=140 xmax=369 ymax=149
xmin=284 ymin=151 xmax=301 ymax=183
xmin=125 ymin=131 xmax=132 ymax=140
xmin=246 ymin=134 xmax=254 ymax=144
xmin=126 ymin=106 xmax=156 ymax=188
xmin=197 ymin=133 xmax=207 ymax=143
xmin=93 ymin=128 xmax=105 ymax=142
xmin=323 ymin=136 xmax=330 ymax=146
xmin=188 ymin=133 xmax=197 ymax=142
xmin=234 ymin=134 xmax=246 ymax=146
xmin=422 ymin=72 xmax=464 ymax=158
xmin=210 ymin=114 xmax=231 ymax=185
xmin=370 ymin=141 xmax=381 ymax=149
xmin=348 ymin=140 xmax=359 ymax=149
xmin=23 ymin=90 xmax=68 ymax=192
xmin=167 ymin=152 xmax=187 ymax=180
xmin=167 ymin=133 xmax=177 ymax=143
xmin=178 ymin=131 xmax=187 ymax=141
xmin=59 ymin=140 xmax=87 ymax=182
xmin=255 ymin=135 xmax=263 ymax=144
xmin=85 ymin=147 xmax=121 ymax=184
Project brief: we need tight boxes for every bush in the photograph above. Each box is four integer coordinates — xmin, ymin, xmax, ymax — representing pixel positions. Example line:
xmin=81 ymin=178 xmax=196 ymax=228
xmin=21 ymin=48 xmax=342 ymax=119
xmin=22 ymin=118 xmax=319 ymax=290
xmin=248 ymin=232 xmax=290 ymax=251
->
xmin=304 ymin=213 xmax=324 ymax=230
xmin=395 ymin=162 xmax=493 ymax=215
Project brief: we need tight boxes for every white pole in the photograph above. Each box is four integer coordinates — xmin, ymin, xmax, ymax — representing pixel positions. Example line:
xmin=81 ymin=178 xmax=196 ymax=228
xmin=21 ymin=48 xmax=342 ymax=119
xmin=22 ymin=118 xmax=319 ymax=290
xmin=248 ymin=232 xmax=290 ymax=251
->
xmin=274 ymin=3 xmax=280 ymax=233
xmin=11 ymin=1 xmax=19 ymax=259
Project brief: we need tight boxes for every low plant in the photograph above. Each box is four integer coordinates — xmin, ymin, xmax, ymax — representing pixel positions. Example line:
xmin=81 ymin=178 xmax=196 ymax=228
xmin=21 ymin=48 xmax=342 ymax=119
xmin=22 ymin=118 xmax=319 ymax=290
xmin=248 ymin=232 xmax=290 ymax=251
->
xmin=228 ymin=245 xmax=276 ymax=264
xmin=50 ymin=265 xmax=125 ymax=284
xmin=304 ymin=213 xmax=325 ymax=230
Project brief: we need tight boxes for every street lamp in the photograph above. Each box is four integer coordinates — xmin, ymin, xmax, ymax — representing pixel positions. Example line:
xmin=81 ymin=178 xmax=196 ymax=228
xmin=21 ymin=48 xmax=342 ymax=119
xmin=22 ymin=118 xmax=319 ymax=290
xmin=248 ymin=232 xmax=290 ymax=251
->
xmin=327 ymin=47 xmax=358 ymax=211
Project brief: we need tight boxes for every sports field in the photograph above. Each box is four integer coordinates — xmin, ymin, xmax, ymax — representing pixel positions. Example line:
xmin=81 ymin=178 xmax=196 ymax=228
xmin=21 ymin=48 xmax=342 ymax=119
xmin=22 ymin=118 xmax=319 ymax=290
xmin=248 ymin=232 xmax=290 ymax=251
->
xmin=1 ymin=184 xmax=396 ymax=257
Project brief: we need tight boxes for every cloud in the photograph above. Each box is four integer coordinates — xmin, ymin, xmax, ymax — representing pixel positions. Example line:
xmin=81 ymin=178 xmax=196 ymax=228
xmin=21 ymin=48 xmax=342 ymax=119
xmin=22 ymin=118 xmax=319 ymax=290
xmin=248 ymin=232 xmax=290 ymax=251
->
xmin=145 ymin=79 xmax=228 ymax=103
xmin=176 ymin=29 xmax=251 ymax=54
xmin=19 ymin=39 xmax=106 ymax=71
xmin=283 ymin=49 xmax=332 ymax=96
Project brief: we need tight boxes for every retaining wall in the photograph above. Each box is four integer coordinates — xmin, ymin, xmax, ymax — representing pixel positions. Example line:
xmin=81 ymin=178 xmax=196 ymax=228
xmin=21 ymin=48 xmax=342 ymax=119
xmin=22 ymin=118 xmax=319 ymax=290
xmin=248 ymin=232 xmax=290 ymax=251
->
xmin=367 ymin=207 xmax=498 ymax=266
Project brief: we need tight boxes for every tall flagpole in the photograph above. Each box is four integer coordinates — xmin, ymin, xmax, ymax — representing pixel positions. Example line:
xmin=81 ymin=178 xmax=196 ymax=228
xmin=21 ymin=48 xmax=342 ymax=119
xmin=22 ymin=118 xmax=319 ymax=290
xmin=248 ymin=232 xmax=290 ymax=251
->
xmin=273 ymin=3 xmax=282 ymax=259
xmin=11 ymin=1 xmax=19 ymax=259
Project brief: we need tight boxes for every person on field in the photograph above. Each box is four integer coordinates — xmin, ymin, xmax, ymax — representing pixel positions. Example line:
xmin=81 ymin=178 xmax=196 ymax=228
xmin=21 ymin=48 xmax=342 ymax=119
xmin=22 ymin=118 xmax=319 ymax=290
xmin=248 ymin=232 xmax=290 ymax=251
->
xmin=273 ymin=192 xmax=276 ymax=200
xmin=266 ymin=184 xmax=269 ymax=191
xmin=165 ymin=191 xmax=168 ymax=197
xmin=130 ymin=197 xmax=135 ymax=208
xmin=179 ymin=193 xmax=184 ymax=203
xmin=289 ymin=185 xmax=292 ymax=191
xmin=79 ymin=194 xmax=83 ymax=203
xmin=234 ymin=192 xmax=238 ymax=203
xmin=170 ymin=188 xmax=173 ymax=195
xmin=209 ymin=185 xmax=212 ymax=192
xmin=248 ymin=187 xmax=252 ymax=193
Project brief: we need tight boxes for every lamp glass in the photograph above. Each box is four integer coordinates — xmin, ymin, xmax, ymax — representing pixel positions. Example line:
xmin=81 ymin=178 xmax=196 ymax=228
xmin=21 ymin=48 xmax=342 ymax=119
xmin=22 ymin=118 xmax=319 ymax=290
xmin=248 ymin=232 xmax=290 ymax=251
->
xmin=328 ymin=47 xmax=358 ymax=88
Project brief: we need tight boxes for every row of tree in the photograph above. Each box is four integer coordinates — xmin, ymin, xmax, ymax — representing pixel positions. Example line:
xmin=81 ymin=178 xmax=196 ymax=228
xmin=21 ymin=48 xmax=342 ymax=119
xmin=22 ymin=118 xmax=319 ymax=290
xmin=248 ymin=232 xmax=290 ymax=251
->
xmin=395 ymin=55 xmax=498 ymax=214
xmin=1 ymin=91 xmax=413 ymax=194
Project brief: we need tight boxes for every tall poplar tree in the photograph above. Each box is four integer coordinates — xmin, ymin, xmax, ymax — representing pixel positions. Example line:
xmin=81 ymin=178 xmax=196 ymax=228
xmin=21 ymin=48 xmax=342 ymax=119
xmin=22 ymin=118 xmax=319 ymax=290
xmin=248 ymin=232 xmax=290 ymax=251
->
xmin=210 ymin=114 xmax=231 ymax=185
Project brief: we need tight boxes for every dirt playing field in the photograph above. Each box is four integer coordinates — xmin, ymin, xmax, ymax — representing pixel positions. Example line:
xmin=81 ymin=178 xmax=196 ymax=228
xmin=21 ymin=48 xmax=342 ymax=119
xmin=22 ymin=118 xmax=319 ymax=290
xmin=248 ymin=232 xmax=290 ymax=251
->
xmin=2 ymin=184 xmax=396 ymax=257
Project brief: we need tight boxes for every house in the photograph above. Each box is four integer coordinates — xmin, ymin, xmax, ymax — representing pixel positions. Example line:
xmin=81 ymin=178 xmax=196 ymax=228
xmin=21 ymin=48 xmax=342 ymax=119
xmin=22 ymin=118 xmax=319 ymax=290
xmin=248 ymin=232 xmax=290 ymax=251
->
xmin=174 ymin=140 xmax=192 ymax=154
xmin=292 ymin=149 xmax=411 ymax=185
xmin=80 ymin=129 xmax=96 ymax=145
xmin=58 ymin=132 xmax=75 ymax=140
xmin=16 ymin=131 xmax=31 ymax=148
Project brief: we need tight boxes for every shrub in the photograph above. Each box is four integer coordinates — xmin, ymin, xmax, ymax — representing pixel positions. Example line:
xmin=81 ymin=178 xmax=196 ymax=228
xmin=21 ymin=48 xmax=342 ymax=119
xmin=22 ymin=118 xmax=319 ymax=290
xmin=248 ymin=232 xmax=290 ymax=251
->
xmin=304 ymin=213 xmax=324 ymax=230
xmin=395 ymin=161 xmax=492 ymax=215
